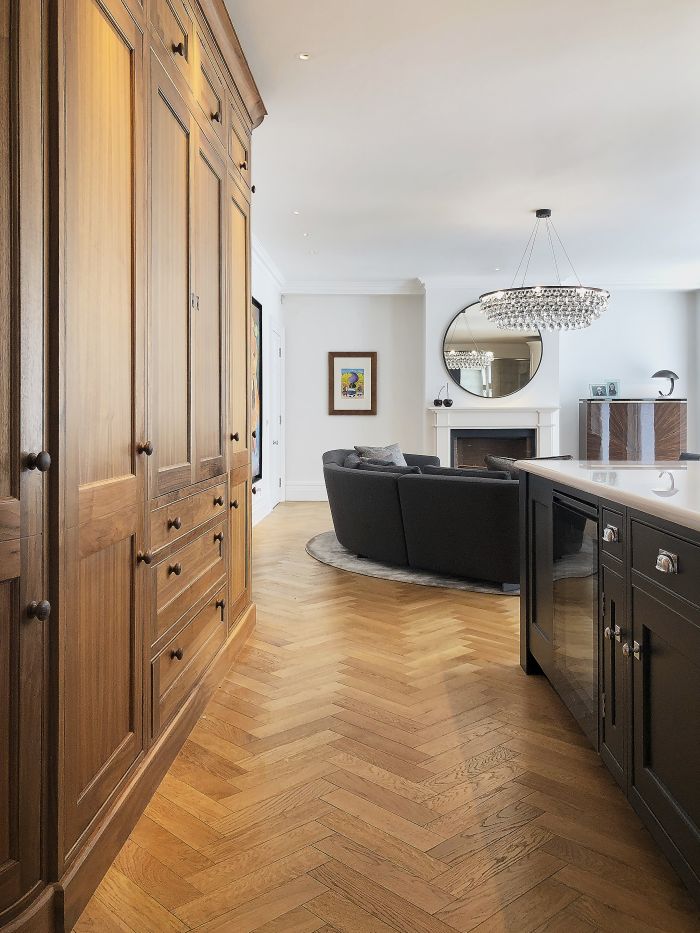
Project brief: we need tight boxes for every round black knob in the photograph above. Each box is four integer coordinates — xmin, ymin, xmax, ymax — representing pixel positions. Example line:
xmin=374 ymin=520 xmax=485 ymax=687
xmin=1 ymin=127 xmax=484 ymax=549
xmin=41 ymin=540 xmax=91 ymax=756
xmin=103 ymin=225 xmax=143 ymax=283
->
xmin=239 ymin=160 xmax=248 ymax=171
xmin=168 ymin=516 xmax=182 ymax=530
xmin=216 ymin=598 xmax=226 ymax=611
xmin=27 ymin=600 xmax=51 ymax=622
xmin=230 ymin=499 xmax=239 ymax=509
xmin=172 ymin=41 xmax=185 ymax=56
xmin=213 ymin=531 xmax=224 ymax=543
xmin=251 ymin=429 xmax=257 ymax=438
xmin=251 ymin=185 xmax=256 ymax=194
xmin=168 ymin=562 xmax=182 ymax=576
xmin=212 ymin=111 xmax=222 ymax=123
xmin=171 ymin=647 xmax=184 ymax=660
xmin=252 ymin=486 xmax=257 ymax=495
xmin=137 ymin=441 xmax=153 ymax=456
xmin=26 ymin=451 xmax=51 ymax=472
xmin=213 ymin=495 xmax=224 ymax=507
xmin=231 ymin=432 xmax=240 ymax=442
xmin=137 ymin=550 xmax=153 ymax=565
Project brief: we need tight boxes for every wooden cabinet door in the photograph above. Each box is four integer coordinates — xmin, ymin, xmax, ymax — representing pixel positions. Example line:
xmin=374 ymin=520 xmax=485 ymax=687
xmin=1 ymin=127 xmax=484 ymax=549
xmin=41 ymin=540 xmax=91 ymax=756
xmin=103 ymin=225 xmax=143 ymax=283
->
xmin=194 ymin=127 xmax=226 ymax=481
xmin=0 ymin=0 xmax=46 ymax=916
xmin=228 ymin=476 xmax=249 ymax=615
xmin=150 ymin=54 xmax=195 ymax=495
xmin=228 ymin=180 xmax=250 ymax=469
xmin=63 ymin=0 xmax=146 ymax=856
xmin=630 ymin=584 xmax=700 ymax=884
xmin=600 ymin=563 xmax=626 ymax=786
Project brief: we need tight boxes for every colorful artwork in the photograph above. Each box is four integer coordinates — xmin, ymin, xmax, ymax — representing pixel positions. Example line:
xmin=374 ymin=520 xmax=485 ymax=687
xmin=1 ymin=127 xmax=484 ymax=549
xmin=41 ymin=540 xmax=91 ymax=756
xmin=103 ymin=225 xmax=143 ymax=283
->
xmin=251 ymin=298 xmax=262 ymax=482
xmin=341 ymin=368 xmax=365 ymax=399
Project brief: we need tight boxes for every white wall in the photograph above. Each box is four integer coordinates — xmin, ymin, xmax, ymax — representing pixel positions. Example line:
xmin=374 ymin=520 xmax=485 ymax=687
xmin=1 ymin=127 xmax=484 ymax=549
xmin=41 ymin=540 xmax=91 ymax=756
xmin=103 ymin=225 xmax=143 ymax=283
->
xmin=558 ymin=290 xmax=697 ymax=456
xmin=251 ymin=245 xmax=284 ymax=524
xmin=284 ymin=294 xmax=425 ymax=499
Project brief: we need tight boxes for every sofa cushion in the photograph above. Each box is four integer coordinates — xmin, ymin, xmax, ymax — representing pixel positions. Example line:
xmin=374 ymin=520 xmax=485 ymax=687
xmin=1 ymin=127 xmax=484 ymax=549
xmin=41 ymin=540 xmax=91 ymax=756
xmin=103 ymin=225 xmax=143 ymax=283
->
xmin=357 ymin=461 xmax=420 ymax=475
xmin=343 ymin=452 xmax=362 ymax=468
xmin=355 ymin=443 xmax=407 ymax=466
xmin=422 ymin=465 xmax=510 ymax=480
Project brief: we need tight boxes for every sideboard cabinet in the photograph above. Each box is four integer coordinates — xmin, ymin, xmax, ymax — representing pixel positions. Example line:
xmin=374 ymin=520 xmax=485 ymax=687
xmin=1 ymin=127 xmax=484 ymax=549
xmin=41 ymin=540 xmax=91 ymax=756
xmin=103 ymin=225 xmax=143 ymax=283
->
xmin=0 ymin=0 xmax=264 ymax=928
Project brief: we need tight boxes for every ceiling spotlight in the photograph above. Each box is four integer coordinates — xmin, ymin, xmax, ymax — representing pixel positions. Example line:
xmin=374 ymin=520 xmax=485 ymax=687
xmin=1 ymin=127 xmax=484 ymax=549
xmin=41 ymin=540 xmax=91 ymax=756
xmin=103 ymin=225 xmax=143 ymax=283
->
xmin=303 ymin=232 xmax=311 ymax=238
xmin=292 ymin=210 xmax=300 ymax=215
xmin=298 ymin=52 xmax=311 ymax=60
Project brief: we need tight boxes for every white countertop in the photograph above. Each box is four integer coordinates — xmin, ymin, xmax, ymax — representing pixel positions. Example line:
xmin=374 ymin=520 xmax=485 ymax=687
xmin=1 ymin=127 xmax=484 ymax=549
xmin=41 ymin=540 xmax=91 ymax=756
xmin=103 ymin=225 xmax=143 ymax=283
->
xmin=515 ymin=459 xmax=700 ymax=532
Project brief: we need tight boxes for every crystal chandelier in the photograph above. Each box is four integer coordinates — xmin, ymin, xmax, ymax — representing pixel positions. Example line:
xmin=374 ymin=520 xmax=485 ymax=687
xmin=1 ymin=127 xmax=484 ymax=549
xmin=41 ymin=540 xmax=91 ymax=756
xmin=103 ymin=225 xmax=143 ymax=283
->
xmin=480 ymin=209 xmax=609 ymax=331
xmin=444 ymin=348 xmax=494 ymax=370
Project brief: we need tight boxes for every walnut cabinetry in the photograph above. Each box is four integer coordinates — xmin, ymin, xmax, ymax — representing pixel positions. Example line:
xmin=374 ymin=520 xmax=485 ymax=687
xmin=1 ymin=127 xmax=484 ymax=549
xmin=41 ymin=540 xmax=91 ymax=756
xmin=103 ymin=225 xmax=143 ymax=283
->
xmin=0 ymin=0 xmax=264 ymax=928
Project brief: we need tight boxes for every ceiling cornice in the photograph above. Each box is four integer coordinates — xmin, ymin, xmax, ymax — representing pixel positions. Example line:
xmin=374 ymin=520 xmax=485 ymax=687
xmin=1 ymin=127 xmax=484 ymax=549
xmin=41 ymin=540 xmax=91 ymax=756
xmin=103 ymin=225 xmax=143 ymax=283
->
xmin=282 ymin=279 xmax=425 ymax=296
xmin=252 ymin=236 xmax=285 ymax=290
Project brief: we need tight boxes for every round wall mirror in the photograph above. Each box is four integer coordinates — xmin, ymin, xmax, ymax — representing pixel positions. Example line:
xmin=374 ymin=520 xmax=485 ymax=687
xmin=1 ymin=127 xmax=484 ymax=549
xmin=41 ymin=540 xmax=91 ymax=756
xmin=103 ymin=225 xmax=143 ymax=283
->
xmin=443 ymin=301 xmax=543 ymax=399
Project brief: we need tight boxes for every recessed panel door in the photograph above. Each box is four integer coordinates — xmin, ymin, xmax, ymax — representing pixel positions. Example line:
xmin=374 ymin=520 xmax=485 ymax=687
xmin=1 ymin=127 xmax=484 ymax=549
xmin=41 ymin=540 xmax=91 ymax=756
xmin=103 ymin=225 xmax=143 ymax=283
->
xmin=228 ymin=181 xmax=250 ymax=470
xmin=63 ymin=0 xmax=146 ymax=855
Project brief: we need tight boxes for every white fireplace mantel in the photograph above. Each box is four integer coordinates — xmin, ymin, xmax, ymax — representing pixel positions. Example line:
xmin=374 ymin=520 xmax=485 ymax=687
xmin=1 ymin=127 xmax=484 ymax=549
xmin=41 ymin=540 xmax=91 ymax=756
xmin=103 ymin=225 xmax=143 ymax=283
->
xmin=430 ymin=406 xmax=560 ymax=466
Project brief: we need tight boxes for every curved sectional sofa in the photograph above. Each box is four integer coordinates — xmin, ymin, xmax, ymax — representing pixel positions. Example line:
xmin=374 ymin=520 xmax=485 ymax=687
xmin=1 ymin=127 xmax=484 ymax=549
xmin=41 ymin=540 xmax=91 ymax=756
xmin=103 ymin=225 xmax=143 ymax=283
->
xmin=322 ymin=449 xmax=521 ymax=587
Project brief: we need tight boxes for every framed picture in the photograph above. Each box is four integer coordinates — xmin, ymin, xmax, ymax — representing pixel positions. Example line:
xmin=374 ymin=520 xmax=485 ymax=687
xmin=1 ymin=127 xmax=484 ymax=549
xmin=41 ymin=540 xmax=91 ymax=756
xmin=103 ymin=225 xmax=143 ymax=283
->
xmin=605 ymin=379 xmax=621 ymax=398
xmin=251 ymin=298 xmax=263 ymax=482
xmin=328 ymin=351 xmax=377 ymax=416
xmin=589 ymin=383 xmax=608 ymax=398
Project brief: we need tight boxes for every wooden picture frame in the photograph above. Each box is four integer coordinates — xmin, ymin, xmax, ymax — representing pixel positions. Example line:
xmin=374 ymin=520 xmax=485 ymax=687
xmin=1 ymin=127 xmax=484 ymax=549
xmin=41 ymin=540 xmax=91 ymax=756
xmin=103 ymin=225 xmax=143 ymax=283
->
xmin=328 ymin=351 xmax=377 ymax=416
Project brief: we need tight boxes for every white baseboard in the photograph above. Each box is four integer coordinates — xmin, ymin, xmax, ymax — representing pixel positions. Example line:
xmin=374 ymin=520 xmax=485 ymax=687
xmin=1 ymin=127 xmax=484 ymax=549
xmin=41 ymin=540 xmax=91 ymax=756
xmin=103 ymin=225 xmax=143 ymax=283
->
xmin=285 ymin=482 xmax=327 ymax=501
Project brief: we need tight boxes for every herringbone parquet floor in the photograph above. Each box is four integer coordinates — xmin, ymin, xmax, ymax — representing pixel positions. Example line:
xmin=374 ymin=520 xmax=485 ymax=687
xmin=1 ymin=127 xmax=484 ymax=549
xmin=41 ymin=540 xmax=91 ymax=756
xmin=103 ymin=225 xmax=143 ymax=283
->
xmin=75 ymin=503 xmax=700 ymax=933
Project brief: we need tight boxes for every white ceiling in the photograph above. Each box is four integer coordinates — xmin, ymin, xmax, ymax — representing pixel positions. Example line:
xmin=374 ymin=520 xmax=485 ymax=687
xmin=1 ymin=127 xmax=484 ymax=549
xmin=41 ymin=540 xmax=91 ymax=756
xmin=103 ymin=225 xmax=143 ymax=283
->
xmin=226 ymin=0 xmax=700 ymax=290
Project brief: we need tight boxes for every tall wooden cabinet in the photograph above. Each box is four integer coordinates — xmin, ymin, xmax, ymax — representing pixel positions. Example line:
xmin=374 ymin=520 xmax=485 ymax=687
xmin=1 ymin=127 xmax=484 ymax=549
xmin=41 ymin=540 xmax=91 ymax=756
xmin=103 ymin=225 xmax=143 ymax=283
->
xmin=0 ymin=0 xmax=265 ymax=928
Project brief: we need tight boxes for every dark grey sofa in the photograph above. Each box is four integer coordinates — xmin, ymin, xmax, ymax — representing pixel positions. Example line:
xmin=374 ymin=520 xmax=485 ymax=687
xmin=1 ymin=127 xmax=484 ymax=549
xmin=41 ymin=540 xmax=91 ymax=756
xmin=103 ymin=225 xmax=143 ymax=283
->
xmin=322 ymin=449 xmax=520 ymax=586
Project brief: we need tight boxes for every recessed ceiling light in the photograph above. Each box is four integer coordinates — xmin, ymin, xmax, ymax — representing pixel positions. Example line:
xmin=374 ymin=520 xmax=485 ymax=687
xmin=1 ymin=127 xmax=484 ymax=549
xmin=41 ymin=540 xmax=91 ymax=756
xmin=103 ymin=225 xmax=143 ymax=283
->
xmin=292 ymin=210 xmax=300 ymax=215
xmin=494 ymin=267 xmax=501 ymax=271
xmin=298 ymin=52 xmax=311 ymax=60
xmin=303 ymin=232 xmax=311 ymax=238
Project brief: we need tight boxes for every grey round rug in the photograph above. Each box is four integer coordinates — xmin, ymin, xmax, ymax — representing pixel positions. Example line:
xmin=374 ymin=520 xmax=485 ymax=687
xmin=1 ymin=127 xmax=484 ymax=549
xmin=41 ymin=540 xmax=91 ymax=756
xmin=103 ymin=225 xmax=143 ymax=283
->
xmin=305 ymin=530 xmax=517 ymax=596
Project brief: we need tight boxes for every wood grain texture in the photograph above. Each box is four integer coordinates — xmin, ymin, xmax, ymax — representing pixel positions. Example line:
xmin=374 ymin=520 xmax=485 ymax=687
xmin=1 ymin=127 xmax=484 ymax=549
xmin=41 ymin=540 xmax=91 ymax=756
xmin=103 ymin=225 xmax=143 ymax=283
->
xmin=579 ymin=399 xmax=687 ymax=461
xmin=74 ymin=503 xmax=700 ymax=931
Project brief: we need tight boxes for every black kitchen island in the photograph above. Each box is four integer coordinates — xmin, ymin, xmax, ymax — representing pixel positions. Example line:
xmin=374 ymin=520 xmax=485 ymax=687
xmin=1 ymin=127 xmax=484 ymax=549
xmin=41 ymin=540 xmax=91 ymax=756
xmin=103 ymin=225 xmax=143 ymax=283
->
xmin=519 ymin=459 xmax=700 ymax=902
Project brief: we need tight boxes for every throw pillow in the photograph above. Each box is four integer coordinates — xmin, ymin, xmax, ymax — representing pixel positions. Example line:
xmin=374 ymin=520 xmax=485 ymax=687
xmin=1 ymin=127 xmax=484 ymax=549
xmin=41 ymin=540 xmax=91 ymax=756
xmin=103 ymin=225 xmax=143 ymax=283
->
xmin=354 ymin=443 xmax=407 ymax=466
xmin=484 ymin=455 xmax=519 ymax=478
xmin=356 ymin=462 xmax=420 ymax=475
xmin=343 ymin=453 xmax=362 ymax=468
xmin=422 ymin=465 xmax=511 ymax=480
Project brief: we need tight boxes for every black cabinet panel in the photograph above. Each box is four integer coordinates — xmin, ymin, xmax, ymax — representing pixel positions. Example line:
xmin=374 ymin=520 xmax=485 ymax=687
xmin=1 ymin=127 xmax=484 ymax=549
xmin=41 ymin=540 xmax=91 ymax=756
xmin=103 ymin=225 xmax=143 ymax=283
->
xmin=600 ymin=564 xmax=626 ymax=785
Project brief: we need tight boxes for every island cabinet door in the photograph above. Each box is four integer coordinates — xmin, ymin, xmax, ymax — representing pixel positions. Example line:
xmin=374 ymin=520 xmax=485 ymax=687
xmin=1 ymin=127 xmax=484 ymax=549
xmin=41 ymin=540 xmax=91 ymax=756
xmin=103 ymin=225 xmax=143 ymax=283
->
xmin=525 ymin=476 xmax=554 ymax=672
xmin=630 ymin=583 xmax=700 ymax=888
xmin=62 ymin=0 xmax=146 ymax=856
xmin=600 ymin=564 xmax=626 ymax=786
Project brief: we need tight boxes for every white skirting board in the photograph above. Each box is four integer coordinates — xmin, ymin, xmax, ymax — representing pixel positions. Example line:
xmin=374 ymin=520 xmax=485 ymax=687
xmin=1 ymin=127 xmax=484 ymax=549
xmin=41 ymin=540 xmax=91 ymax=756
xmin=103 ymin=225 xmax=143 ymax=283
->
xmin=285 ymin=482 xmax=328 ymax=501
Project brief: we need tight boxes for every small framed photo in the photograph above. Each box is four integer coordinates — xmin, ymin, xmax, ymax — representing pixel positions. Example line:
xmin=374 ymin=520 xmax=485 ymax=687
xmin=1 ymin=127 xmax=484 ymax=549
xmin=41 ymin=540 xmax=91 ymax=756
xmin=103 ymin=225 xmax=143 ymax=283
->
xmin=328 ymin=352 xmax=377 ymax=416
xmin=605 ymin=379 xmax=621 ymax=398
xmin=589 ymin=383 xmax=608 ymax=398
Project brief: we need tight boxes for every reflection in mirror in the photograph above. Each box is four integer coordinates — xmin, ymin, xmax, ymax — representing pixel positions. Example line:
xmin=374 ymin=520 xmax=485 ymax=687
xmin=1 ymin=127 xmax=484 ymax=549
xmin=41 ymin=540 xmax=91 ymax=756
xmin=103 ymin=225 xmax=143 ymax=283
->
xmin=443 ymin=301 xmax=543 ymax=399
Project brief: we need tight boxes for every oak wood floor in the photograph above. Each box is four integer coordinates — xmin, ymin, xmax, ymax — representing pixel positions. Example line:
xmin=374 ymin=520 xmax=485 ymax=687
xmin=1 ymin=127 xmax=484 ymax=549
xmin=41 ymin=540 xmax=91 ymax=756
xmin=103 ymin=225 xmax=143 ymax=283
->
xmin=75 ymin=502 xmax=700 ymax=932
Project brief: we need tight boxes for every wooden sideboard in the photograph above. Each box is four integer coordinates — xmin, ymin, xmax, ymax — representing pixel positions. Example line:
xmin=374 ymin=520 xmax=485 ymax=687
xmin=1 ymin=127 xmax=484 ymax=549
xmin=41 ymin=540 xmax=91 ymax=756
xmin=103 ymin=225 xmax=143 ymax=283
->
xmin=579 ymin=398 xmax=687 ymax=461
xmin=0 ymin=1 xmax=264 ymax=929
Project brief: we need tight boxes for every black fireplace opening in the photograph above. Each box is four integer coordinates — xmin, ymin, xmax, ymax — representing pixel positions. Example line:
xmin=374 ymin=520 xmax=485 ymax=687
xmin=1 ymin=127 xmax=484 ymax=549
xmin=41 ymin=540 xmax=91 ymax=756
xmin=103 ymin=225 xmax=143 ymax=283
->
xmin=451 ymin=428 xmax=537 ymax=469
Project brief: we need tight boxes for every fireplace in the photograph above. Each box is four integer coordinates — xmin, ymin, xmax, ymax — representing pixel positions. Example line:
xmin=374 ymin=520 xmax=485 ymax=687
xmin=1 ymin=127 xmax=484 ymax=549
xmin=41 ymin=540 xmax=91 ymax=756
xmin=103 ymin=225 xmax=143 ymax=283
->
xmin=451 ymin=428 xmax=536 ymax=469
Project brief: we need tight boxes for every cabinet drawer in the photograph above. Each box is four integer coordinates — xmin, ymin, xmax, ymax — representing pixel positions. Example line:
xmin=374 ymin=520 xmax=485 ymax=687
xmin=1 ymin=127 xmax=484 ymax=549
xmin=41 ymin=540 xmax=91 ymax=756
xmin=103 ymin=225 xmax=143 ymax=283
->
xmin=153 ymin=520 xmax=227 ymax=640
xmin=196 ymin=32 xmax=226 ymax=144
xmin=153 ymin=584 xmax=228 ymax=734
xmin=229 ymin=104 xmax=251 ymax=186
xmin=150 ymin=0 xmax=194 ymax=86
xmin=601 ymin=507 xmax=624 ymax=561
xmin=151 ymin=481 xmax=226 ymax=552
xmin=631 ymin=519 xmax=700 ymax=608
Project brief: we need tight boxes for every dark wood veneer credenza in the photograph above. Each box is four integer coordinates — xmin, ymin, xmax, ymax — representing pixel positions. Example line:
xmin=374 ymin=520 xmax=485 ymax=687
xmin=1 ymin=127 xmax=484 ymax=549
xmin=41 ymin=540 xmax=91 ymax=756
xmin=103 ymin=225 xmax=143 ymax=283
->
xmin=579 ymin=398 xmax=687 ymax=461
xmin=0 ymin=0 xmax=264 ymax=928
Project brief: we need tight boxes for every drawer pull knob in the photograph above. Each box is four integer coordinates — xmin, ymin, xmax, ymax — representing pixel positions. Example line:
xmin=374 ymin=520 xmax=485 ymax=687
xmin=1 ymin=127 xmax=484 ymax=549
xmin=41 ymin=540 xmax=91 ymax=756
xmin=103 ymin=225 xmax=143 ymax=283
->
xmin=168 ymin=562 xmax=182 ymax=576
xmin=137 ymin=550 xmax=153 ymax=565
xmin=230 ymin=499 xmax=239 ymax=509
xmin=213 ymin=531 xmax=224 ymax=543
xmin=252 ymin=486 xmax=257 ymax=495
xmin=251 ymin=429 xmax=257 ymax=438
xmin=231 ymin=432 xmax=240 ymax=442
xmin=602 ymin=525 xmax=618 ymax=544
xmin=655 ymin=549 xmax=678 ymax=575
xmin=604 ymin=626 xmax=612 ymax=640
xmin=137 ymin=441 xmax=153 ymax=456
xmin=171 ymin=647 xmax=184 ymax=661
xmin=239 ymin=159 xmax=248 ymax=171
xmin=216 ymin=598 xmax=226 ymax=620
xmin=622 ymin=641 xmax=641 ymax=660
xmin=27 ymin=600 xmax=51 ymax=622
xmin=26 ymin=450 xmax=51 ymax=472
xmin=172 ymin=41 xmax=185 ymax=56
xmin=212 ymin=110 xmax=222 ymax=123
xmin=168 ymin=516 xmax=182 ymax=530
xmin=213 ymin=495 xmax=224 ymax=507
